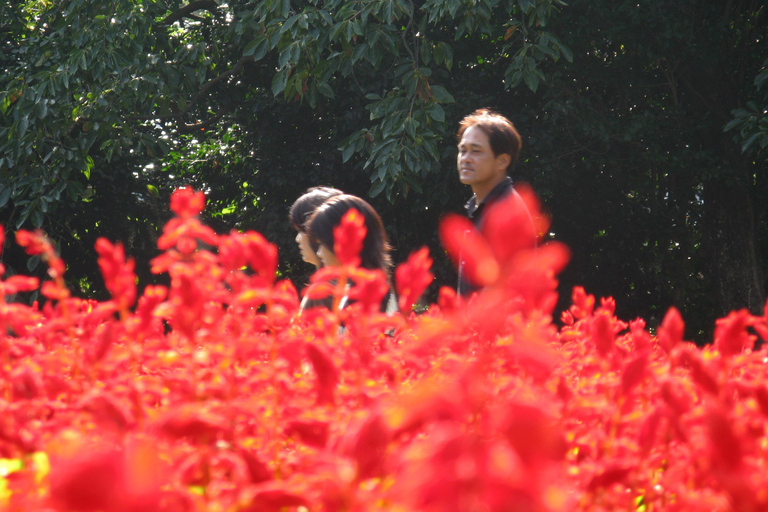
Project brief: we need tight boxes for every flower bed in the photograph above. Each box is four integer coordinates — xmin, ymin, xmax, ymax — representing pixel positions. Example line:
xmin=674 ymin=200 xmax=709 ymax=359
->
xmin=0 ymin=186 xmax=766 ymax=511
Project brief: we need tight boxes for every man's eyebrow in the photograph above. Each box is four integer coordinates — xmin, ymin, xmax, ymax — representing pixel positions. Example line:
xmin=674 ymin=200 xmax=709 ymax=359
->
xmin=458 ymin=142 xmax=483 ymax=148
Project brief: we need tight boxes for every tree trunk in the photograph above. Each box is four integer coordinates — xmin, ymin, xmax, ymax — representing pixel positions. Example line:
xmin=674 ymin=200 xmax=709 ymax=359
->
xmin=701 ymin=176 xmax=765 ymax=317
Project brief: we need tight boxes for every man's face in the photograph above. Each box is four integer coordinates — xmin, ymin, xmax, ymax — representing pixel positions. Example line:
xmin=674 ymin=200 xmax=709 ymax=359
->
xmin=457 ymin=125 xmax=508 ymax=191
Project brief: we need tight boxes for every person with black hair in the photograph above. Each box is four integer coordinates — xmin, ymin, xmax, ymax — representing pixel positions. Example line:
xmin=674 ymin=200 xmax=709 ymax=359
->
xmin=289 ymin=186 xmax=343 ymax=268
xmin=289 ymin=186 xmax=343 ymax=313
xmin=455 ymin=108 xmax=533 ymax=296
xmin=306 ymin=194 xmax=398 ymax=315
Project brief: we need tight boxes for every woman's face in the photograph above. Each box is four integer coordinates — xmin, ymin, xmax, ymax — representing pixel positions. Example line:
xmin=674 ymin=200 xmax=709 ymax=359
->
xmin=295 ymin=230 xmax=321 ymax=267
xmin=317 ymin=244 xmax=339 ymax=268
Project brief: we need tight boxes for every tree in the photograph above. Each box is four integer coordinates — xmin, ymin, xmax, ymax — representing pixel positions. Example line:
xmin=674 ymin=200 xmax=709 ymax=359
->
xmin=0 ymin=0 xmax=569 ymax=295
xmin=528 ymin=0 xmax=768 ymax=339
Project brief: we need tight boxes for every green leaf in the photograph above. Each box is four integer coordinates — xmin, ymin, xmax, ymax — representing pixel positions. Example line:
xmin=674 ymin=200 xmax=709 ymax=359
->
xmin=35 ymin=101 xmax=48 ymax=120
xmin=369 ymin=179 xmax=386 ymax=198
xmin=428 ymin=102 xmax=445 ymax=122
xmin=723 ymin=118 xmax=742 ymax=133
xmin=318 ymin=82 xmax=334 ymax=98
xmin=430 ymin=85 xmax=454 ymax=103
xmin=272 ymin=68 xmax=291 ymax=96
xmin=0 ymin=187 xmax=9 ymax=208
xmin=341 ymin=142 xmax=355 ymax=162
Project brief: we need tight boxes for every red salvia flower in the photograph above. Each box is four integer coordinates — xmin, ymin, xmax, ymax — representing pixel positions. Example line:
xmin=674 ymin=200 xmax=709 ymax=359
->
xmin=170 ymin=185 xmax=206 ymax=219
xmin=657 ymin=307 xmax=685 ymax=353
xmin=95 ymin=238 xmax=137 ymax=310
xmin=481 ymin=185 xmax=543 ymax=263
xmin=439 ymin=214 xmax=499 ymax=287
xmin=334 ymin=208 xmax=366 ymax=267
xmin=306 ymin=343 xmax=339 ymax=405
xmin=346 ymin=267 xmax=389 ymax=314
xmin=16 ymin=229 xmax=66 ymax=279
xmin=714 ymin=308 xmax=755 ymax=357
xmin=396 ymin=247 xmax=434 ymax=313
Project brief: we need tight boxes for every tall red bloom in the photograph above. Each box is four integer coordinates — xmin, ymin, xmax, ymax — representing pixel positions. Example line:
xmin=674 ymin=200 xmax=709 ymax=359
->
xmin=334 ymin=208 xmax=366 ymax=267
xmin=396 ymin=247 xmax=434 ymax=313
xmin=170 ymin=185 xmax=206 ymax=219
xmin=439 ymin=214 xmax=499 ymax=287
xmin=16 ymin=229 xmax=66 ymax=279
xmin=95 ymin=238 xmax=137 ymax=310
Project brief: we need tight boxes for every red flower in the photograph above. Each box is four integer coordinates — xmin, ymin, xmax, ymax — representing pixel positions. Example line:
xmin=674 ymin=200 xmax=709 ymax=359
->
xmin=439 ymin=214 xmax=499 ymax=287
xmin=396 ymin=247 xmax=434 ymax=313
xmin=346 ymin=267 xmax=389 ymax=314
xmin=306 ymin=343 xmax=339 ymax=405
xmin=334 ymin=208 xmax=366 ymax=267
xmin=170 ymin=185 xmax=206 ymax=219
xmin=16 ymin=229 xmax=66 ymax=278
xmin=714 ymin=308 xmax=755 ymax=357
xmin=658 ymin=307 xmax=685 ymax=353
xmin=95 ymin=238 xmax=137 ymax=310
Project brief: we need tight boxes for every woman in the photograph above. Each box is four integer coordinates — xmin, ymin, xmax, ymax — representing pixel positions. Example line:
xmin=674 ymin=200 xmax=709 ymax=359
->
xmin=306 ymin=194 xmax=397 ymax=315
xmin=289 ymin=186 xmax=343 ymax=268
xmin=289 ymin=186 xmax=343 ymax=312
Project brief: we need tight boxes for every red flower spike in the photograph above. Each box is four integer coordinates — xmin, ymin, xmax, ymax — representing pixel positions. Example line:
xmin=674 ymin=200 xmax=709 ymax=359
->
xmin=95 ymin=238 xmax=137 ymax=309
xmin=136 ymin=285 xmax=167 ymax=329
xmin=306 ymin=343 xmax=339 ymax=405
xmin=49 ymin=440 xmax=164 ymax=512
xmin=244 ymin=231 xmax=278 ymax=282
xmin=170 ymin=186 xmax=206 ymax=219
xmin=347 ymin=268 xmax=388 ymax=314
xmin=675 ymin=347 xmax=720 ymax=395
xmin=396 ymin=247 xmax=434 ymax=313
xmin=629 ymin=318 xmax=652 ymax=352
xmin=49 ymin=446 xmax=125 ymax=512
xmin=333 ymin=208 xmax=366 ymax=267
xmin=338 ymin=412 xmax=390 ymax=480
xmin=621 ymin=352 xmax=648 ymax=396
xmin=285 ymin=419 xmax=330 ymax=448
xmin=658 ymin=307 xmax=685 ymax=353
xmin=2 ymin=275 xmax=40 ymax=295
xmin=16 ymin=228 xmax=66 ymax=278
xmin=154 ymin=405 xmax=232 ymax=443
xmin=714 ymin=309 xmax=755 ymax=357
xmin=437 ymin=286 xmax=460 ymax=312
xmin=439 ymin=214 xmax=499 ymax=287
xmin=481 ymin=186 xmax=541 ymax=263
xmin=706 ymin=407 xmax=742 ymax=471
xmin=592 ymin=311 xmax=615 ymax=356
xmin=41 ymin=279 xmax=70 ymax=300
xmin=569 ymin=286 xmax=595 ymax=319
xmin=500 ymin=402 xmax=565 ymax=466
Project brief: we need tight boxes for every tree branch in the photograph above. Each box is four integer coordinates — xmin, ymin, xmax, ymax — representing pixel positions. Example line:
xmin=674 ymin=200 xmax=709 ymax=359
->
xmin=162 ymin=0 xmax=220 ymax=26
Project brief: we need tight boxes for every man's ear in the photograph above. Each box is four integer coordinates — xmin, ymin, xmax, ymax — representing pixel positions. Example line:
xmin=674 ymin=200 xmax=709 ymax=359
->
xmin=496 ymin=153 xmax=511 ymax=172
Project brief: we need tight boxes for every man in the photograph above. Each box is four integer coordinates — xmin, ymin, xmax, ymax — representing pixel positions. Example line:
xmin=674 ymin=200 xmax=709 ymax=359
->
xmin=455 ymin=108 xmax=527 ymax=296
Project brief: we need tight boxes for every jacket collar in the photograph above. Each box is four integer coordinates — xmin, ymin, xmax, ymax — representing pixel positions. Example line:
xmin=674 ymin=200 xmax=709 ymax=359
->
xmin=465 ymin=176 xmax=513 ymax=220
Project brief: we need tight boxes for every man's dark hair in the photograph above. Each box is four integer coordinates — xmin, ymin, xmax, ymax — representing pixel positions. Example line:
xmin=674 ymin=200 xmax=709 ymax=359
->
xmin=289 ymin=186 xmax=343 ymax=231
xmin=457 ymin=108 xmax=522 ymax=173
xmin=307 ymin=194 xmax=392 ymax=272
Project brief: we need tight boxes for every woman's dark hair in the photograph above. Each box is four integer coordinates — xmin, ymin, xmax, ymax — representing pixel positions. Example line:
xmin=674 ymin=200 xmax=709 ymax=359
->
xmin=307 ymin=194 xmax=392 ymax=272
xmin=289 ymin=186 xmax=343 ymax=231
xmin=457 ymin=108 xmax=522 ymax=174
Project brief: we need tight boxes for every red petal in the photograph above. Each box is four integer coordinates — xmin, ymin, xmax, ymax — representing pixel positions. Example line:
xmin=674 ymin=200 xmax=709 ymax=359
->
xmin=439 ymin=214 xmax=499 ymax=287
